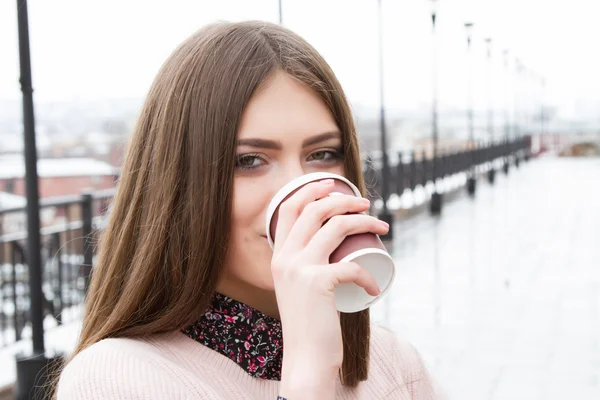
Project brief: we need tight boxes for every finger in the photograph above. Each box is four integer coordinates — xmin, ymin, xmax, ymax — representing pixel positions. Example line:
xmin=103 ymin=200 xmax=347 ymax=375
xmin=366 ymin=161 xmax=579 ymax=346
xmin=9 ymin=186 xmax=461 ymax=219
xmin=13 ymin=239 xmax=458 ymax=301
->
xmin=273 ymin=179 xmax=335 ymax=253
xmin=323 ymin=262 xmax=380 ymax=296
xmin=284 ymin=194 xmax=370 ymax=251
xmin=305 ymin=214 xmax=389 ymax=261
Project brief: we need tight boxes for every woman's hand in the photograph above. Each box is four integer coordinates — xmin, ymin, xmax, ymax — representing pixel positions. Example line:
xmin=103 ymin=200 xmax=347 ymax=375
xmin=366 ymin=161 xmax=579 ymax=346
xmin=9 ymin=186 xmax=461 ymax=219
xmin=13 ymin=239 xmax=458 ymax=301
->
xmin=272 ymin=179 xmax=389 ymax=399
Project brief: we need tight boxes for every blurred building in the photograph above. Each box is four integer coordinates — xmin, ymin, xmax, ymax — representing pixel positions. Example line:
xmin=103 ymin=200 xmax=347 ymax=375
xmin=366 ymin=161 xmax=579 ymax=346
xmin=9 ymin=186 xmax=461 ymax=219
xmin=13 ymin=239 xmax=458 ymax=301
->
xmin=0 ymin=155 xmax=118 ymax=198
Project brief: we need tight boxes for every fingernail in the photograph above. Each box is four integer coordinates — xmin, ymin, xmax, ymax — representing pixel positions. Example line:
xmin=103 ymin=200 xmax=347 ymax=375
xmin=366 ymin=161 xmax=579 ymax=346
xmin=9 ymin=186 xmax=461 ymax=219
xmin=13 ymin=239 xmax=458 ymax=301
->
xmin=321 ymin=179 xmax=334 ymax=185
xmin=380 ymin=221 xmax=389 ymax=228
xmin=360 ymin=198 xmax=370 ymax=205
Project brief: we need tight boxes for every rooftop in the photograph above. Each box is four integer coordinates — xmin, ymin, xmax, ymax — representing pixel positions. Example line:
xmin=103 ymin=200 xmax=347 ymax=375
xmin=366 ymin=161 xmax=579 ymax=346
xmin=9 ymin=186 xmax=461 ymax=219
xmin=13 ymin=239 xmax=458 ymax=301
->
xmin=0 ymin=155 xmax=118 ymax=179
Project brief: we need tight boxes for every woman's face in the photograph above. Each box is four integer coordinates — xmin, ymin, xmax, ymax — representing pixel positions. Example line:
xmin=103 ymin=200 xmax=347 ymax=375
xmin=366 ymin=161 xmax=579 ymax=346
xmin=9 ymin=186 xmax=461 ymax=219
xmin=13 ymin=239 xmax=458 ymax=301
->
xmin=219 ymin=70 xmax=346 ymax=300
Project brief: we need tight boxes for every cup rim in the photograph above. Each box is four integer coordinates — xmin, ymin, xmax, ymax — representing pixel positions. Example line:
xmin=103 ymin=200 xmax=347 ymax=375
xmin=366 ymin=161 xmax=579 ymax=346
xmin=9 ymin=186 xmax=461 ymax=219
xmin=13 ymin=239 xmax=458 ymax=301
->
xmin=265 ymin=172 xmax=362 ymax=249
xmin=337 ymin=248 xmax=395 ymax=312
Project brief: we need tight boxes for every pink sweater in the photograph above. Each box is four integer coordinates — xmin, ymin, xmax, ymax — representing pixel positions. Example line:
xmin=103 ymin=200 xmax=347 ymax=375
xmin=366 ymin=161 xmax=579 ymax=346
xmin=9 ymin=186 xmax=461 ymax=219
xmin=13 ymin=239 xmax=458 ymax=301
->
xmin=57 ymin=325 xmax=446 ymax=399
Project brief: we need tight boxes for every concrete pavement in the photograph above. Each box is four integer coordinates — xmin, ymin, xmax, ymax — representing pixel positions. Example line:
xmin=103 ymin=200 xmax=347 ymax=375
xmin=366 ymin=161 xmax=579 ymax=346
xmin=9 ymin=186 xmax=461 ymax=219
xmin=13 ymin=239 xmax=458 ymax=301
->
xmin=372 ymin=156 xmax=600 ymax=400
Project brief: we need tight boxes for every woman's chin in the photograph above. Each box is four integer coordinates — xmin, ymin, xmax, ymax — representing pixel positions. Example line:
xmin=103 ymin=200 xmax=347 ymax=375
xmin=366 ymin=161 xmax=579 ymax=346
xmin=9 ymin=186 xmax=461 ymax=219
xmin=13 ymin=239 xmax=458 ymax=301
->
xmin=258 ymin=278 xmax=276 ymax=292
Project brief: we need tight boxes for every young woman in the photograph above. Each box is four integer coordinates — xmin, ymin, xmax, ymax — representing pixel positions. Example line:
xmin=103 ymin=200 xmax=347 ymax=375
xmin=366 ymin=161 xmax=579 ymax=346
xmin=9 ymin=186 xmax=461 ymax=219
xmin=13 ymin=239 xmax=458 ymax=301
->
xmin=56 ymin=21 xmax=446 ymax=399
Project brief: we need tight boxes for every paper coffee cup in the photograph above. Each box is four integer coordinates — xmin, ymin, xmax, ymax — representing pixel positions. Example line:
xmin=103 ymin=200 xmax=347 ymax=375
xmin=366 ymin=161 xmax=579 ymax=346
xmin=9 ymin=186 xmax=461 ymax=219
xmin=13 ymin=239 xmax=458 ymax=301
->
xmin=266 ymin=172 xmax=395 ymax=313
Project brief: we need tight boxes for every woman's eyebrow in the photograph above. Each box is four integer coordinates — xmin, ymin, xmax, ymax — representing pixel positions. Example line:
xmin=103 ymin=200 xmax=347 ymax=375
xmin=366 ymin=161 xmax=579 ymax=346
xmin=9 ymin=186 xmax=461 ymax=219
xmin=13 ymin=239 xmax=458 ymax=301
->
xmin=301 ymin=131 xmax=342 ymax=148
xmin=237 ymin=131 xmax=342 ymax=150
xmin=236 ymin=138 xmax=282 ymax=150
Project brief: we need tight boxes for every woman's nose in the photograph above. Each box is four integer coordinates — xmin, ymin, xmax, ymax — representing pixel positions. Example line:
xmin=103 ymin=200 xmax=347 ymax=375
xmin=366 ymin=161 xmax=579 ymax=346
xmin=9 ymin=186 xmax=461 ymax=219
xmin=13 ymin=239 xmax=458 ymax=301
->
xmin=275 ymin=162 xmax=309 ymax=191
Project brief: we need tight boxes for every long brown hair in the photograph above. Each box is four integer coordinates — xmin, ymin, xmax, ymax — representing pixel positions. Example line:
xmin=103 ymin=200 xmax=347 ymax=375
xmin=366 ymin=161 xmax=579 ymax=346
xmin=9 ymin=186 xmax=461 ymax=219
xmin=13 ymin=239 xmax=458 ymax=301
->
xmin=62 ymin=21 xmax=370 ymax=390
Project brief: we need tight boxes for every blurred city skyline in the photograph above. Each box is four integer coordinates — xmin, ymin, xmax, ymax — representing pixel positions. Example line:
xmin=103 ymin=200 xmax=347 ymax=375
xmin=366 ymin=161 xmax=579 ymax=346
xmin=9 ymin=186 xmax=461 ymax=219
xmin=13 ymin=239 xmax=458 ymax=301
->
xmin=0 ymin=0 xmax=598 ymax=122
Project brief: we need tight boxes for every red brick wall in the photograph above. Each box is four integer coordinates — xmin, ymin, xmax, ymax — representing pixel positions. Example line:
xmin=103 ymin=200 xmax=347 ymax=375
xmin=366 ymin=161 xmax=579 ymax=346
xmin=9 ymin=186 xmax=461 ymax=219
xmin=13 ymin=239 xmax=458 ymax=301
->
xmin=0 ymin=175 xmax=117 ymax=198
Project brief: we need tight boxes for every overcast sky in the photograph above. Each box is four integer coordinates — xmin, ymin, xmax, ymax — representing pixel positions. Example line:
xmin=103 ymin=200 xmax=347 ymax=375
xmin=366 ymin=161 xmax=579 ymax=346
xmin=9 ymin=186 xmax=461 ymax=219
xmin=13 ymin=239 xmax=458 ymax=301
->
xmin=0 ymin=0 xmax=598 ymax=119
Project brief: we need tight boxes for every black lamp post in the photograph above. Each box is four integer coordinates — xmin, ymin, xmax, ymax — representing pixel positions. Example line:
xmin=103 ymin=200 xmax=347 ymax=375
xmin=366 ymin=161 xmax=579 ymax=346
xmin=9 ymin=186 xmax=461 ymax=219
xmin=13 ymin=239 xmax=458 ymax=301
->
xmin=502 ymin=49 xmax=510 ymax=174
xmin=377 ymin=0 xmax=393 ymax=237
xmin=429 ymin=0 xmax=442 ymax=214
xmin=485 ymin=37 xmax=496 ymax=184
xmin=465 ymin=22 xmax=476 ymax=196
xmin=14 ymin=1 xmax=63 ymax=399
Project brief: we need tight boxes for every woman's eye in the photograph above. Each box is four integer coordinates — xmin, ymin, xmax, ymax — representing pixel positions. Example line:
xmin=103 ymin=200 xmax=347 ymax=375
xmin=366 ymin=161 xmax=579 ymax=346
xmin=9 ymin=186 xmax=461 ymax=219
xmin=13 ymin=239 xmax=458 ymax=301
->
xmin=308 ymin=150 xmax=342 ymax=162
xmin=236 ymin=155 xmax=264 ymax=170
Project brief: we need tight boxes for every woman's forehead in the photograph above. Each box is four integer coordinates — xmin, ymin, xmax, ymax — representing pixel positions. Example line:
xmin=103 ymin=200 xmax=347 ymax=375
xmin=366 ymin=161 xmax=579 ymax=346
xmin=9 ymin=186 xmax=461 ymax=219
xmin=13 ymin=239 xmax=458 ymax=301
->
xmin=237 ymin=71 xmax=339 ymax=143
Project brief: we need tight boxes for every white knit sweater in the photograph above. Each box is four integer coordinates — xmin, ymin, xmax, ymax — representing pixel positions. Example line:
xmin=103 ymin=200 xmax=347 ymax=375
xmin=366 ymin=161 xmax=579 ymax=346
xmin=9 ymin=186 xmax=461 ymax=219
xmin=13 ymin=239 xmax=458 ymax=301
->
xmin=57 ymin=325 xmax=446 ymax=399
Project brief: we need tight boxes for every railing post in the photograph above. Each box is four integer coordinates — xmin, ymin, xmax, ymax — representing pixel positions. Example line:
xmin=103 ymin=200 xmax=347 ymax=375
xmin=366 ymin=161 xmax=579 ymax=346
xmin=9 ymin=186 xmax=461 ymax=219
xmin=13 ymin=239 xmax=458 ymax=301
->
xmin=503 ymin=138 xmax=510 ymax=174
xmin=467 ymin=142 xmax=477 ymax=197
xmin=397 ymin=152 xmax=405 ymax=196
xmin=421 ymin=149 xmax=428 ymax=187
xmin=81 ymin=191 xmax=94 ymax=293
xmin=456 ymin=149 xmax=461 ymax=175
xmin=11 ymin=243 xmax=20 ymax=342
xmin=388 ymin=155 xmax=398 ymax=197
xmin=514 ymin=138 xmax=520 ymax=168
xmin=53 ymin=232 xmax=63 ymax=325
xmin=410 ymin=151 xmax=417 ymax=191
xmin=429 ymin=147 xmax=442 ymax=215
xmin=453 ymin=150 xmax=459 ymax=175
xmin=488 ymin=140 xmax=496 ymax=184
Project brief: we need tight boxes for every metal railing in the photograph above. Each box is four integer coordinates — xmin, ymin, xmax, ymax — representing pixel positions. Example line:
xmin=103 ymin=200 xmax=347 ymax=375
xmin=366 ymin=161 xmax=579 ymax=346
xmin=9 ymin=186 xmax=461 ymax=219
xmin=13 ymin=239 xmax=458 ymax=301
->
xmin=363 ymin=137 xmax=530 ymax=202
xmin=0 ymin=189 xmax=114 ymax=348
